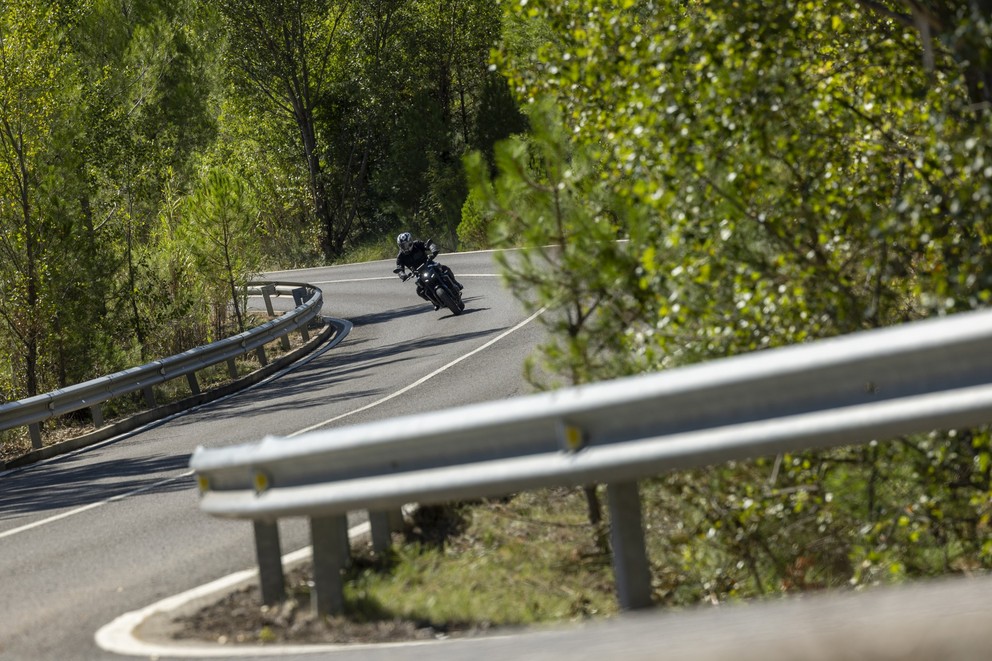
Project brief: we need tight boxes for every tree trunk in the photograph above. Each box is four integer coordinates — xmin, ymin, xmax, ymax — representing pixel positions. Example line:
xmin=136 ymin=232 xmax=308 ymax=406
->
xmin=124 ymin=207 xmax=146 ymax=360
xmin=16 ymin=132 xmax=40 ymax=397
xmin=293 ymin=98 xmax=336 ymax=260
xmin=223 ymin=219 xmax=245 ymax=333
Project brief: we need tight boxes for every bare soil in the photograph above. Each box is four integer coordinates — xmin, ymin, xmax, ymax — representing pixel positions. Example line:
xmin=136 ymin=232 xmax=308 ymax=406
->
xmin=170 ymin=504 xmax=508 ymax=646
xmin=172 ymin=562 xmax=501 ymax=646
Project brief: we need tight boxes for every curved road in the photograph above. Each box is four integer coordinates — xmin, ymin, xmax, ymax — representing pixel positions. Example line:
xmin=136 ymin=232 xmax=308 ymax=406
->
xmin=4 ymin=250 xmax=992 ymax=661
xmin=0 ymin=251 xmax=545 ymax=660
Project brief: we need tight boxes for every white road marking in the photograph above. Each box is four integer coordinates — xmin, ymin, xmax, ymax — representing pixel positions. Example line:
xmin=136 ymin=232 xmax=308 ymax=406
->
xmin=0 ymin=472 xmax=194 ymax=541
xmin=94 ymin=524 xmax=439 ymax=658
xmin=287 ymin=307 xmax=545 ymax=436
xmin=84 ymin=306 xmax=543 ymax=655
xmin=0 ymin=320 xmax=352 ymax=539
xmin=3 ymin=306 xmax=539 ymax=540
xmin=95 ymin=513 xmax=499 ymax=657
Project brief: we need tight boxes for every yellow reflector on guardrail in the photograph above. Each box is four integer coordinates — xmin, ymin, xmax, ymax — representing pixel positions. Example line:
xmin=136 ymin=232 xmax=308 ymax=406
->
xmin=558 ymin=421 xmax=585 ymax=452
xmin=253 ymin=470 xmax=270 ymax=493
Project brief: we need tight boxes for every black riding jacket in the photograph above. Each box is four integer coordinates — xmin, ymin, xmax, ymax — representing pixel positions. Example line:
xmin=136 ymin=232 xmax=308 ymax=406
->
xmin=395 ymin=241 xmax=436 ymax=271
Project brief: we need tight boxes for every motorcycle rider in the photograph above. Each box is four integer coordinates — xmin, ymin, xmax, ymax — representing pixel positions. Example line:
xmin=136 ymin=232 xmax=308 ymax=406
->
xmin=393 ymin=231 xmax=463 ymax=309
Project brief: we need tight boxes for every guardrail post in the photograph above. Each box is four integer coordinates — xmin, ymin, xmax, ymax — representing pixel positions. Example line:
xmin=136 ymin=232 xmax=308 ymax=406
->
xmin=369 ymin=510 xmax=393 ymax=554
xmin=291 ymin=287 xmax=312 ymax=342
xmin=388 ymin=508 xmax=405 ymax=532
xmin=90 ymin=404 xmax=104 ymax=428
xmin=253 ymin=520 xmax=286 ymax=605
xmin=0 ymin=279 xmax=323 ymax=453
xmin=142 ymin=386 xmax=156 ymax=408
xmin=606 ymin=481 xmax=653 ymax=610
xmin=255 ymin=346 xmax=268 ymax=367
xmin=29 ymin=423 xmax=42 ymax=449
xmin=260 ymin=285 xmax=276 ymax=316
xmin=310 ymin=514 xmax=348 ymax=616
xmin=267 ymin=284 xmax=291 ymax=350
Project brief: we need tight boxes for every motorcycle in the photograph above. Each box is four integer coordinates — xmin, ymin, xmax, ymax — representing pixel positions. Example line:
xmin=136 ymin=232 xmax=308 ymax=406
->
xmin=395 ymin=243 xmax=465 ymax=315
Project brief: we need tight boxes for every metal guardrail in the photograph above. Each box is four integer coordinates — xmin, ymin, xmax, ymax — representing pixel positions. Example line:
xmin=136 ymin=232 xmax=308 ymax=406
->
xmin=0 ymin=281 xmax=323 ymax=453
xmin=190 ymin=307 xmax=992 ymax=614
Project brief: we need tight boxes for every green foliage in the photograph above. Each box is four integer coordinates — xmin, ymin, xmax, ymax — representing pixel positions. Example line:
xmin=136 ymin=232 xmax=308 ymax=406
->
xmin=0 ymin=0 xmax=84 ymax=396
xmin=181 ymin=167 xmax=262 ymax=335
xmin=0 ymin=0 xmax=521 ymax=401
xmin=456 ymin=185 xmax=491 ymax=250
xmin=476 ymin=0 xmax=992 ymax=595
xmin=355 ymin=0 xmax=516 ymax=249
xmin=215 ymin=97 xmax=324 ymax=269
xmin=495 ymin=1 xmax=992 ymax=356
xmin=218 ymin=0 xmax=351 ymax=258
xmin=471 ymin=72 xmax=530 ymax=175
xmin=344 ymin=495 xmax=619 ymax=625
xmin=644 ymin=427 xmax=992 ymax=601
xmin=466 ymin=102 xmax=647 ymax=386
xmin=0 ymin=0 xmax=229 ymax=397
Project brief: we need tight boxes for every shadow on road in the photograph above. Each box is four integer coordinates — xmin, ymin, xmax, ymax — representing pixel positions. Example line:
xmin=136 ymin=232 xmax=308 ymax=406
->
xmin=175 ymin=324 xmax=510 ymax=426
xmin=0 ymin=452 xmax=192 ymax=519
xmin=352 ymin=298 xmax=489 ymax=324
xmin=349 ymin=303 xmax=435 ymax=326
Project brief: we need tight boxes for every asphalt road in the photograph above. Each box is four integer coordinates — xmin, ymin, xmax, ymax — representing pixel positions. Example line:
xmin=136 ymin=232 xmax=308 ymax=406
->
xmin=0 ymin=250 xmax=545 ymax=661
xmin=4 ymin=249 xmax=991 ymax=661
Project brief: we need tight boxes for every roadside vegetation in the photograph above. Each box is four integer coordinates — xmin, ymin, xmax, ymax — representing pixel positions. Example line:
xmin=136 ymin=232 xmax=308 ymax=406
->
xmin=0 ymin=310 xmax=311 ymax=465
xmin=2 ymin=0 xmax=991 ymax=642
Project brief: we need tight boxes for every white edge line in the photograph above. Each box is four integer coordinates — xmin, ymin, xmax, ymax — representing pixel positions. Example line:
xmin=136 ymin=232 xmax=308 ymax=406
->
xmin=289 ymin=307 xmax=545 ymax=436
xmin=96 ymin=514 xmax=510 ymax=658
xmin=94 ymin=308 xmax=544 ymax=657
xmin=0 ymin=471 xmax=195 ymax=541
xmin=94 ymin=522 xmax=440 ymax=657
xmin=0 ymin=319 xmax=352 ymax=529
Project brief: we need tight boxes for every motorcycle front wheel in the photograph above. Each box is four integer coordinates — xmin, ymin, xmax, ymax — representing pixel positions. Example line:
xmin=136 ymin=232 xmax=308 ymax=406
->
xmin=436 ymin=286 xmax=462 ymax=316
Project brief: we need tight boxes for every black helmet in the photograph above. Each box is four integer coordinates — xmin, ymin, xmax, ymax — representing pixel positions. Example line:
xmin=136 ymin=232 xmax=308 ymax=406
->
xmin=397 ymin=231 xmax=413 ymax=253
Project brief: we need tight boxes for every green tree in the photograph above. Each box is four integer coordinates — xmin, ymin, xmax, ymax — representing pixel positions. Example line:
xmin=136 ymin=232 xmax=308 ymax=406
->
xmin=466 ymin=101 xmax=647 ymax=531
xmin=467 ymin=102 xmax=645 ymax=387
xmin=219 ymin=0 xmax=349 ymax=259
xmin=415 ymin=0 xmax=502 ymax=246
xmin=182 ymin=167 xmax=262 ymax=335
xmin=319 ymin=0 xmax=411 ymax=253
xmin=856 ymin=0 xmax=992 ymax=107
xmin=0 ymin=0 xmax=223 ymax=404
xmin=106 ymin=1 xmax=219 ymax=360
xmin=356 ymin=0 xmax=515 ymax=249
xmin=0 ymin=0 xmax=78 ymax=397
xmin=478 ymin=0 xmax=992 ymax=597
